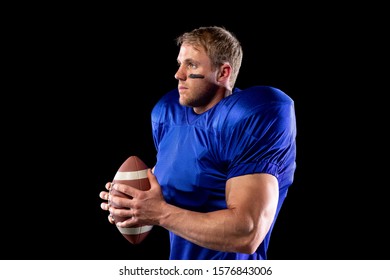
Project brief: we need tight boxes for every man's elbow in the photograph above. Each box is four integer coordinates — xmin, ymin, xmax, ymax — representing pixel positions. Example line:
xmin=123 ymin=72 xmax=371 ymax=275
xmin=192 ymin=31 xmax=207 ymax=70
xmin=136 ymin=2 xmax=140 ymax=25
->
xmin=234 ymin=234 xmax=263 ymax=254
xmin=230 ymin=225 xmax=266 ymax=254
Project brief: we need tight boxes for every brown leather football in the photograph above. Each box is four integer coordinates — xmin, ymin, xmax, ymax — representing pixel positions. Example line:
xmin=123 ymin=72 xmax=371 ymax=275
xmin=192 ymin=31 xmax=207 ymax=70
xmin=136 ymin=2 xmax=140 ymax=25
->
xmin=110 ymin=155 xmax=153 ymax=244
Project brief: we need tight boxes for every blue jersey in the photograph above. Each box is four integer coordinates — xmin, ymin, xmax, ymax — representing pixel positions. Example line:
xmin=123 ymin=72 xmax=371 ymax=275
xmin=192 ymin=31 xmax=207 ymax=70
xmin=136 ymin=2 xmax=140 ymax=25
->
xmin=151 ymin=86 xmax=297 ymax=260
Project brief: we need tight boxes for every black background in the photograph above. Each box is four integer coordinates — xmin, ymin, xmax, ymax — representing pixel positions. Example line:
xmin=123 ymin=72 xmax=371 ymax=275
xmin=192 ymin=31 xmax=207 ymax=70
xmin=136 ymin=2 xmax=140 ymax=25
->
xmin=3 ymin=5 xmax=388 ymax=260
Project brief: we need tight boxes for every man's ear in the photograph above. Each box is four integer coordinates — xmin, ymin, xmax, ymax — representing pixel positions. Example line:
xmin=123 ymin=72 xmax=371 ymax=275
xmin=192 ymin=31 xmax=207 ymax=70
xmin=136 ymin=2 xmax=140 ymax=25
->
xmin=217 ymin=63 xmax=232 ymax=83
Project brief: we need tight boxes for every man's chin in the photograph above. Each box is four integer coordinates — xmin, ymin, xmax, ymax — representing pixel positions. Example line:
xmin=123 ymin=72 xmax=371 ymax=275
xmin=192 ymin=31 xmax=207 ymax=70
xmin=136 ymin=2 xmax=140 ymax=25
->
xmin=179 ymin=97 xmax=189 ymax=107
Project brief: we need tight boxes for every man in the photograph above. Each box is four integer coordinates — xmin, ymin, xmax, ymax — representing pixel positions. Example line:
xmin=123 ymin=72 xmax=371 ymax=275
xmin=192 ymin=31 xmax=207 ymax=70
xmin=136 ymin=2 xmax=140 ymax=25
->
xmin=99 ymin=26 xmax=297 ymax=260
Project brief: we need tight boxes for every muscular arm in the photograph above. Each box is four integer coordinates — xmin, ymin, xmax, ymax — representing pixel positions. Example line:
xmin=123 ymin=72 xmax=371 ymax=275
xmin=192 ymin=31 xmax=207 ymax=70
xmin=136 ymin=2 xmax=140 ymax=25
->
xmin=161 ymin=172 xmax=278 ymax=253
xmin=111 ymin=169 xmax=279 ymax=254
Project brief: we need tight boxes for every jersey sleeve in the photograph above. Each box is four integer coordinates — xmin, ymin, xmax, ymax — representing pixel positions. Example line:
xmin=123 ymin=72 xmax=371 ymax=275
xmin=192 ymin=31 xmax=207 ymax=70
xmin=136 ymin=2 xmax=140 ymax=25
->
xmin=222 ymin=86 xmax=297 ymax=184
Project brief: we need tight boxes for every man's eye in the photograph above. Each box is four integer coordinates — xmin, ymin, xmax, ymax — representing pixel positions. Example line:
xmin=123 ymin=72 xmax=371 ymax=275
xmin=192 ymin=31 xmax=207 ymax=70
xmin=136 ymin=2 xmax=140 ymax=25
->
xmin=188 ymin=63 xmax=197 ymax=69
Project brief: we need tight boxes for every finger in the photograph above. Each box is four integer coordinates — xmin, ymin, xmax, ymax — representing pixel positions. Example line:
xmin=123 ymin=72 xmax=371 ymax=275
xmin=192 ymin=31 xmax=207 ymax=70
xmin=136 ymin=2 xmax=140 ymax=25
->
xmin=116 ymin=217 xmax=135 ymax=228
xmin=109 ymin=207 xmax=132 ymax=220
xmin=112 ymin=182 xmax=139 ymax=198
xmin=100 ymin=202 xmax=110 ymax=211
xmin=105 ymin=182 xmax=112 ymax=191
xmin=108 ymin=214 xmax=115 ymax=224
xmin=99 ymin=191 xmax=109 ymax=200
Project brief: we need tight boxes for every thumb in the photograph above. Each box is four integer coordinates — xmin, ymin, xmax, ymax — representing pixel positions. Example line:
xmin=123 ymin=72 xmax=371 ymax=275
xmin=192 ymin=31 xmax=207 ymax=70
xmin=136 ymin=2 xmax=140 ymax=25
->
xmin=147 ymin=168 xmax=165 ymax=200
xmin=147 ymin=168 xmax=158 ymax=187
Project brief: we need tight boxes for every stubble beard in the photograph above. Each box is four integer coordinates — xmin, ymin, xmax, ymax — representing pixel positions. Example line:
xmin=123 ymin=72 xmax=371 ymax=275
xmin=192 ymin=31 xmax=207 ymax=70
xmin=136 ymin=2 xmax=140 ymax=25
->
xmin=179 ymin=84 xmax=219 ymax=109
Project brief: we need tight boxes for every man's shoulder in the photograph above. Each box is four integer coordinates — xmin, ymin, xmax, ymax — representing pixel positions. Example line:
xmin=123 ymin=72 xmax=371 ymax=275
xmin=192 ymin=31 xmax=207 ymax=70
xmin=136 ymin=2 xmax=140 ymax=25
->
xmin=151 ymin=88 xmax=181 ymax=123
xmin=231 ymin=86 xmax=293 ymax=105
xmin=156 ymin=88 xmax=179 ymax=104
xmin=152 ymin=88 xmax=179 ymax=107
xmin=215 ymin=86 xmax=294 ymax=130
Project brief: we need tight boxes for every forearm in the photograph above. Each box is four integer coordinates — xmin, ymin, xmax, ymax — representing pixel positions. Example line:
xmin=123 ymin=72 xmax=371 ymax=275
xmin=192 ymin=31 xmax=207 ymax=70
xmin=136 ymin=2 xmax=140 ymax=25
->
xmin=159 ymin=203 xmax=264 ymax=254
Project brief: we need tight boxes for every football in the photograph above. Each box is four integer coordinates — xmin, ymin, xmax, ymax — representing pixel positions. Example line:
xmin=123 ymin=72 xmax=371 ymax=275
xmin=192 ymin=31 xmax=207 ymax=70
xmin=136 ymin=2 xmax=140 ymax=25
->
xmin=110 ymin=155 xmax=153 ymax=244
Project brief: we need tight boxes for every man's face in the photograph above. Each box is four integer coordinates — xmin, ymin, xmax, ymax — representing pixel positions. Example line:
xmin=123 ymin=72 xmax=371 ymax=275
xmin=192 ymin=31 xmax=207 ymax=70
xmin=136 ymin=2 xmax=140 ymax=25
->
xmin=175 ymin=43 xmax=220 ymax=113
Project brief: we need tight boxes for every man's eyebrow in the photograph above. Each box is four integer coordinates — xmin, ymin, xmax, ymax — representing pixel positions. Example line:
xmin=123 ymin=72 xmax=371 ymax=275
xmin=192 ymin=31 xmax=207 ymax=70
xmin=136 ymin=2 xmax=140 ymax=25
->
xmin=178 ymin=58 xmax=197 ymax=65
